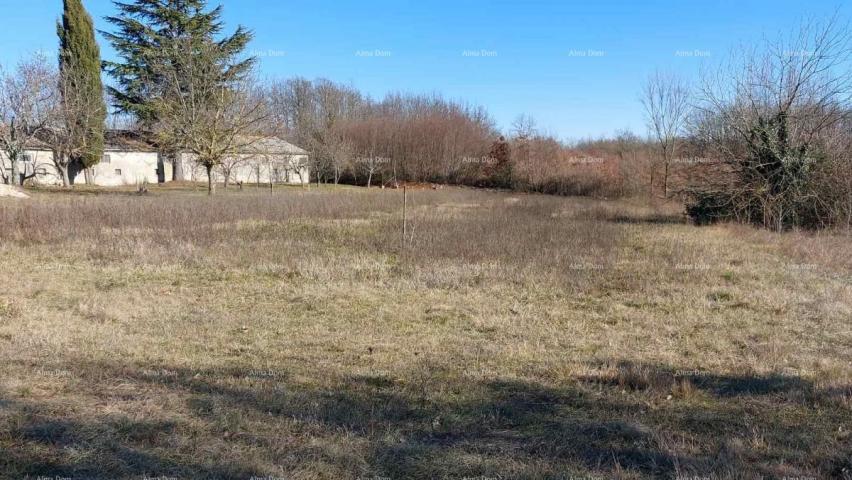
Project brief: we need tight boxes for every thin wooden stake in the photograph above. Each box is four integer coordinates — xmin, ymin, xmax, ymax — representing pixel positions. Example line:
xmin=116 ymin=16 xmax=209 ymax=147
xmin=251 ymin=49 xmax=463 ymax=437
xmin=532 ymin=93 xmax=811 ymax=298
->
xmin=402 ymin=186 xmax=408 ymax=251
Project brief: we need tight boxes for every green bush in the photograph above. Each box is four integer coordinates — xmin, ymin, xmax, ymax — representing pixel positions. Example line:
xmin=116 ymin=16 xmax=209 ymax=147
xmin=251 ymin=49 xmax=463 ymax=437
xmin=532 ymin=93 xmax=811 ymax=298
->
xmin=685 ymin=191 xmax=736 ymax=226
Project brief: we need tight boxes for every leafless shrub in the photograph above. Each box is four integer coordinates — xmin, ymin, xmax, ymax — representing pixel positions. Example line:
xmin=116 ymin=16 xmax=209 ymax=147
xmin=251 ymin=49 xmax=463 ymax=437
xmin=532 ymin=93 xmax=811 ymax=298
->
xmin=690 ymin=16 xmax=852 ymax=230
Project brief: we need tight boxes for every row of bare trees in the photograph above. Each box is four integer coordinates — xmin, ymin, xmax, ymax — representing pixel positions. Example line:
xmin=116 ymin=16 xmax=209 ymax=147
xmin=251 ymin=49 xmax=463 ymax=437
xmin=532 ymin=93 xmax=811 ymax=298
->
xmin=260 ymin=79 xmax=498 ymax=187
xmin=256 ymin=78 xmax=633 ymax=195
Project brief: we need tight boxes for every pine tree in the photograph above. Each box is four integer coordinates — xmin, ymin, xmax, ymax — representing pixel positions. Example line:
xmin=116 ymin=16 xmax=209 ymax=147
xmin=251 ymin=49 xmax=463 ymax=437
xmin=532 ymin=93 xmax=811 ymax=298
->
xmin=57 ymin=0 xmax=106 ymax=172
xmin=102 ymin=0 xmax=254 ymax=121
xmin=102 ymin=0 xmax=254 ymax=179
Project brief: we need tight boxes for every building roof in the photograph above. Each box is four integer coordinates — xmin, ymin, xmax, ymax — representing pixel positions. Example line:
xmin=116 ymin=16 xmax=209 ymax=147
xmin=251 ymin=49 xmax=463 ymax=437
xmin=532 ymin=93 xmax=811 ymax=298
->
xmin=0 ymin=125 xmax=51 ymax=151
xmin=240 ymin=136 xmax=309 ymax=156
xmin=13 ymin=128 xmax=308 ymax=156
xmin=105 ymin=130 xmax=160 ymax=153
xmin=5 ymin=129 xmax=156 ymax=152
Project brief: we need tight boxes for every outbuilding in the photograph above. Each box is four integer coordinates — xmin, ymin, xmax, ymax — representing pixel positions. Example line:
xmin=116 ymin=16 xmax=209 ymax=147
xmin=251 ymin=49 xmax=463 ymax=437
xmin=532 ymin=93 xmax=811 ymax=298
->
xmin=1 ymin=130 xmax=310 ymax=187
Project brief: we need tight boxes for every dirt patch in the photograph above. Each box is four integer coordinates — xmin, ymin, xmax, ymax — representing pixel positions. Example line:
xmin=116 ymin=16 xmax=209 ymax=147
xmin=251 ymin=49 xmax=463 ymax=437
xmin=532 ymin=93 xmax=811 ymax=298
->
xmin=385 ymin=181 xmax=445 ymax=190
xmin=0 ymin=185 xmax=29 ymax=199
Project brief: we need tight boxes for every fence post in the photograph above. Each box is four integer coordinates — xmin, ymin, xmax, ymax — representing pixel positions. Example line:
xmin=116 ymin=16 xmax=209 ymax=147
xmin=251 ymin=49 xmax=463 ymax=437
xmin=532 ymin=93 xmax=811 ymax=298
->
xmin=402 ymin=185 xmax=407 ymax=251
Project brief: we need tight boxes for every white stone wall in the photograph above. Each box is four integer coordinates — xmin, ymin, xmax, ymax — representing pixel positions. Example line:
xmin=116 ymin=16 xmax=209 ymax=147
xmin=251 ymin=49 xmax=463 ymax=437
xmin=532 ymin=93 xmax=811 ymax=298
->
xmin=3 ymin=149 xmax=309 ymax=187
xmin=1 ymin=149 xmax=160 ymax=186
xmin=1 ymin=149 xmax=63 ymax=186
xmin=91 ymin=151 xmax=161 ymax=186
xmin=178 ymin=153 xmax=311 ymax=185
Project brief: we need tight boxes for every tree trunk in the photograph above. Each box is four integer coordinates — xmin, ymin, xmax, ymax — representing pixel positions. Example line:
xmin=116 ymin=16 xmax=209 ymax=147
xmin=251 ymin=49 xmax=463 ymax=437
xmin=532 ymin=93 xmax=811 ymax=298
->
xmin=59 ymin=165 xmax=71 ymax=188
xmin=367 ymin=171 xmax=373 ymax=188
xmin=172 ymin=154 xmax=185 ymax=181
xmin=223 ymin=171 xmax=230 ymax=189
xmin=649 ymin=161 xmax=655 ymax=198
xmin=9 ymin=157 xmax=20 ymax=186
xmin=205 ymin=164 xmax=215 ymax=196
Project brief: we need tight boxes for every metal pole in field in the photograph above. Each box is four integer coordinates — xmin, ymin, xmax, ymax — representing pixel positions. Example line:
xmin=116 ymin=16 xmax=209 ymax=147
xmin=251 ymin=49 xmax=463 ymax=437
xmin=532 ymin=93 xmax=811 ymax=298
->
xmin=402 ymin=185 xmax=407 ymax=251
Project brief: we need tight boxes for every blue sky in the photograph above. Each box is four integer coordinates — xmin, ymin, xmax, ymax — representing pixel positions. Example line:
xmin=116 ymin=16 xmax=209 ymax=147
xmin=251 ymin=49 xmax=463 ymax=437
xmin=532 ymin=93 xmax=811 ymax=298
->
xmin=0 ymin=0 xmax=848 ymax=139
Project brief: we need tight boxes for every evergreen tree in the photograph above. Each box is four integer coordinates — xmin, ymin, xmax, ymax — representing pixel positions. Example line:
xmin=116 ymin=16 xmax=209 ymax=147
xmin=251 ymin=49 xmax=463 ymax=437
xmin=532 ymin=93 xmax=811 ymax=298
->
xmin=102 ymin=0 xmax=254 ymax=179
xmin=103 ymin=0 xmax=253 ymax=121
xmin=57 ymin=0 xmax=106 ymax=171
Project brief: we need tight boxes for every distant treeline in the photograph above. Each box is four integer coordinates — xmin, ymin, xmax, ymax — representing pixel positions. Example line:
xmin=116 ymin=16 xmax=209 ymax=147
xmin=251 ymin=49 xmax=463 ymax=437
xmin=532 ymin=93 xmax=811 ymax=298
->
xmin=256 ymin=78 xmax=643 ymax=198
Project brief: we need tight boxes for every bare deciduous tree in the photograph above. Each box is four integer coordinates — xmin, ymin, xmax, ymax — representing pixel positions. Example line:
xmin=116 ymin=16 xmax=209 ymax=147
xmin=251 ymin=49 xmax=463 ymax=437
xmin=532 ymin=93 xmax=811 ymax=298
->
xmin=641 ymin=70 xmax=690 ymax=198
xmin=218 ymin=154 xmax=246 ymax=190
xmin=151 ymin=40 xmax=267 ymax=195
xmin=0 ymin=54 xmax=56 ymax=186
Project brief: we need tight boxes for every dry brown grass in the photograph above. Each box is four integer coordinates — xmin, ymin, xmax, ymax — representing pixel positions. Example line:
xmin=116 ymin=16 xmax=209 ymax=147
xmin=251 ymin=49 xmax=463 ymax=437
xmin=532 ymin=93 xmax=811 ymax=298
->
xmin=0 ymin=185 xmax=850 ymax=479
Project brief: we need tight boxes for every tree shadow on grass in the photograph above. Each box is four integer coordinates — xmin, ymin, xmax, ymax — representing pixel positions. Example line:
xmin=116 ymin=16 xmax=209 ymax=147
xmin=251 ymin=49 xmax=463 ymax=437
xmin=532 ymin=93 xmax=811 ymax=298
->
xmin=2 ymin=359 xmax=851 ymax=479
xmin=577 ymin=360 xmax=852 ymax=478
xmin=1 ymin=412 xmax=264 ymax=479
xmin=577 ymin=359 xmax=847 ymax=401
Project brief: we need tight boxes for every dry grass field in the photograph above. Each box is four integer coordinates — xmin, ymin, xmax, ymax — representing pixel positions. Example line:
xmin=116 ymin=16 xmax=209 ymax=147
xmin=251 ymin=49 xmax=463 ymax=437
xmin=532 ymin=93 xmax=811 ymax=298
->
xmin=0 ymin=185 xmax=850 ymax=479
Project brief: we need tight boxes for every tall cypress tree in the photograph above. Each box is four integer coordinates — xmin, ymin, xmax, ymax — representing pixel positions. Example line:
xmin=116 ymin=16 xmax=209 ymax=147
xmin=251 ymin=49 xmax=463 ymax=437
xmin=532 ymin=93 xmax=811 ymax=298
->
xmin=102 ymin=0 xmax=254 ymax=179
xmin=57 ymin=0 xmax=106 ymax=171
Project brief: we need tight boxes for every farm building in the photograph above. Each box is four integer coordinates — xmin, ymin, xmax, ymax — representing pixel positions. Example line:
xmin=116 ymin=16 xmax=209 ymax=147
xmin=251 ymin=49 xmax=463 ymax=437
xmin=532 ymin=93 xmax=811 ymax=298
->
xmin=178 ymin=137 xmax=311 ymax=185
xmin=0 ymin=130 xmax=310 ymax=187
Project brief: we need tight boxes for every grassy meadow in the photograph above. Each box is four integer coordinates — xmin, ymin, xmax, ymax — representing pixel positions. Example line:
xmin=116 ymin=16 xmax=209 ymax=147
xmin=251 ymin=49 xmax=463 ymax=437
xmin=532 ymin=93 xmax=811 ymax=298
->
xmin=0 ymin=185 xmax=850 ymax=479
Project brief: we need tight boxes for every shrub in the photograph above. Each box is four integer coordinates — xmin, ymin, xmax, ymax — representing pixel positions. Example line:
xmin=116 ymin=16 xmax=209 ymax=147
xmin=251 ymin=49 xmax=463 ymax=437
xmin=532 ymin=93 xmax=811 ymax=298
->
xmin=685 ymin=190 xmax=735 ymax=225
